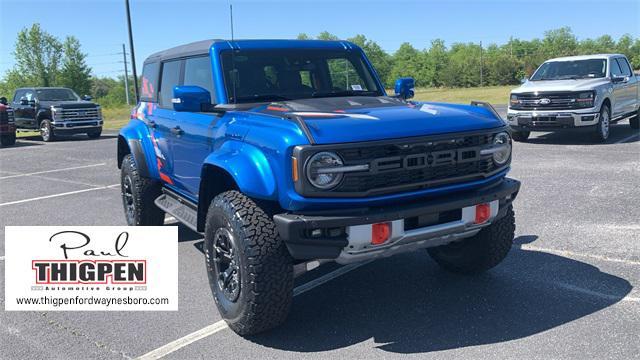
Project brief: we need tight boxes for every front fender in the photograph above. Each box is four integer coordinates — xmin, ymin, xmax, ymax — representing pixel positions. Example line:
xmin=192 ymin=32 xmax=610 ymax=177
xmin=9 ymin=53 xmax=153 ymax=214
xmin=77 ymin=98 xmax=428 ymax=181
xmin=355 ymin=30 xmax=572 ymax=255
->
xmin=118 ymin=119 xmax=159 ymax=180
xmin=203 ymin=140 xmax=277 ymax=200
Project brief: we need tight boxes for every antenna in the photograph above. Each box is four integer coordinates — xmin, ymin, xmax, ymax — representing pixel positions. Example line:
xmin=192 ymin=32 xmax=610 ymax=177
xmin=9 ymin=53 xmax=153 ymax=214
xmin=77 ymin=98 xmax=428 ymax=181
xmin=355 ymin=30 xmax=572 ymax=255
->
xmin=229 ymin=3 xmax=235 ymax=41
xmin=124 ymin=0 xmax=139 ymax=103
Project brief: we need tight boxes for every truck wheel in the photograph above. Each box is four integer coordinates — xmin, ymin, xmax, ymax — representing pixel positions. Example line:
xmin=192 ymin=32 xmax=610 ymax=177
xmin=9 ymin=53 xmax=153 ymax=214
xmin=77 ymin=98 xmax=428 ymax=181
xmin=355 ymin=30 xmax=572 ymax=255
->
xmin=630 ymin=109 xmax=639 ymax=129
xmin=593 ymin=105 xmax=610 ymax=142
xmin=87 ymin=128 xmax=102 ymax=139
xmin=511 ymin=130 xmax=530 ymax=142
xmin=204 ymin=190 xmax=293 ymax=335
xmin=428 ymin=206 xmax=515 ymax=274
xmin=0 ymin=133 xmax=16 ymax=146
xmin=120 ymin=154 xmax=165 ymax=225
xmin=40 ymin=119 xmax=55 ymax=142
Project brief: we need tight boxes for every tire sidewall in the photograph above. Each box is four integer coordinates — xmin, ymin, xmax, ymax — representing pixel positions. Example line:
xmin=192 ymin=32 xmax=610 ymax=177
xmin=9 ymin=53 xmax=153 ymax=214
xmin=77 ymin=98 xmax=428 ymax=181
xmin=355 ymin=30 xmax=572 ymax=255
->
xmin=40 ymin=119 xmax=53 ymax=142
xmin=204 ymin=200 xmax=250 ymax=323
xmin=598 ymin=105 xmax=610 ymax=141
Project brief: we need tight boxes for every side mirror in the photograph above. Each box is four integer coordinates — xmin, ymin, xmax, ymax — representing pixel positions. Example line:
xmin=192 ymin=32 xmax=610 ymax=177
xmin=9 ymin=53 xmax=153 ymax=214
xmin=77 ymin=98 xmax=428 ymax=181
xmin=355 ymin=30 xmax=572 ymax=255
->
xmin=28 ymin=99 xmax=36 ymax=107
xmin=611 ymin=76 xmax=627 ymax=83
xmin=172 ymin=85 xmax=211 ymax=112
xmin=520 ymin=77 xmax=529 ymax=84
xmin=20 ymin=97 xmax=28 ymax=105
xmin=394 ymin=77 xmax=415 ymax=100
xmin=82 ymin=95 xmax=92 ymax=101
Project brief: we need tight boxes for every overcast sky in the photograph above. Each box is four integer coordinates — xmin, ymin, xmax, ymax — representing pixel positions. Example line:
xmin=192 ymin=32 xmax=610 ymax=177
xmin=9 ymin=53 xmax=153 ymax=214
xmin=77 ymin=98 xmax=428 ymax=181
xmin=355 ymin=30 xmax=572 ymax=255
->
xmin=1 ymin=0 xmax=638 ymax=78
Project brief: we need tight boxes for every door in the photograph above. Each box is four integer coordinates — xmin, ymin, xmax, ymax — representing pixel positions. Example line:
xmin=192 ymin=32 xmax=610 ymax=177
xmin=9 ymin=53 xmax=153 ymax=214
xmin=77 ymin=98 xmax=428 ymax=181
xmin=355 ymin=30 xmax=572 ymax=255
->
xmin=609 ymin=58 xmax=628 ymax=118
xmin=12 ymin=89 xmax=36 ymax=129
xmin=149 ymin=59 xmax=182 ymax=188
xmin=170 ymin=56 xmax=218 ymax=197
xmin=615 ymin=57 xmax=638 ymax=115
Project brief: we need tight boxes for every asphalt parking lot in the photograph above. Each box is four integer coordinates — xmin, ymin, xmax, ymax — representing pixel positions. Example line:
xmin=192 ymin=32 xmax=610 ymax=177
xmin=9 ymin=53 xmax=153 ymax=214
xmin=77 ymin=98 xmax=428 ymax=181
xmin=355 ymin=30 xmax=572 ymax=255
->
xmin=1 ymin=114 xmax=639 ymax=359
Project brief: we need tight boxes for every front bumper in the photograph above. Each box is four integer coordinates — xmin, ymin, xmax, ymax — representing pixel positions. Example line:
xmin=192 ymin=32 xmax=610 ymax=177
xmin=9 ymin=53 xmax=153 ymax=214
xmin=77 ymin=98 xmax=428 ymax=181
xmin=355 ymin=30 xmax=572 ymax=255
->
xmin=274 ymin=178 xmax=520 ymax=263
xmin=507 ymin=108 xmax=599 ymax=131
xmin=52 ymin=119 xmax=103 ymax=134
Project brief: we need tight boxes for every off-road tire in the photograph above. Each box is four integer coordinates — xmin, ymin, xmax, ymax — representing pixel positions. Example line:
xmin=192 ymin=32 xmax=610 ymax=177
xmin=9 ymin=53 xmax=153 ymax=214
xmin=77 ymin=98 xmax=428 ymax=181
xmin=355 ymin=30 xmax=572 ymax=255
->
xmin=630 ymin=109 xmax=639 ymax=129
xmin=204 ymin=190 xmax=293 ymax=336
xmin=87 ymin=128 xmax=102 ymax=139
xmin=428 ymin=206 xmax=515 ymax=274
xmin=120 ymin=154 xmax=164 ymax=225
xmin=593 ymin=105 xmax=610 ymax=142
xmin=0 ymin=133 xmax=16 ymax=146
xmin=40 ymin=119 xmax=55 ymax=142
xmin=511 ymin=130 xmax=530 ymax=142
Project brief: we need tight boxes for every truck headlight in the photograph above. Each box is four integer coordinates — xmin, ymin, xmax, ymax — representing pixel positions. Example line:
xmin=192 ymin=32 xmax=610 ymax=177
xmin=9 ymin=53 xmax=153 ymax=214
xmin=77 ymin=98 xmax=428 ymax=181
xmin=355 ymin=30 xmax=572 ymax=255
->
xmin=97 ymin=107 xmax=102 ymax=119
xmin=51 ymin=106 xmax=63 ymax=120
xmin=509 ymin=94 xmax=519 ymax=106
xmin=305 ymin=152 xmax=344 ymax=189
xmin=492 ymin=132 xmax=511 ymax=165
xmin=576 ymin=91 xmax=595 ymax=108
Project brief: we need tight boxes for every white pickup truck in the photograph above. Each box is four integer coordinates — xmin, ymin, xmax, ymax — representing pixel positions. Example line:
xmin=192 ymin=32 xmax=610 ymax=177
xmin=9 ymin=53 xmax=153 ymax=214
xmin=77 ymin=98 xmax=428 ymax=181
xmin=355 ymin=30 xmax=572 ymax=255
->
xmin=507 ymin=54 xmax=639 ymax=142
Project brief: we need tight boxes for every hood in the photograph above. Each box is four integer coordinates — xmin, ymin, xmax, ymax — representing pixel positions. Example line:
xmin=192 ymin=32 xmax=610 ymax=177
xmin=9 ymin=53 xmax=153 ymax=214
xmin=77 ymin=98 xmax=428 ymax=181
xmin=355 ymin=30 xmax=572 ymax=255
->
xmin=38 ymin=100 xmax=98 ymax=109
xmin=253 ymin=96 xmax=504 ymax=144
xmin=512 ymin=78 xmax=610 ymax=93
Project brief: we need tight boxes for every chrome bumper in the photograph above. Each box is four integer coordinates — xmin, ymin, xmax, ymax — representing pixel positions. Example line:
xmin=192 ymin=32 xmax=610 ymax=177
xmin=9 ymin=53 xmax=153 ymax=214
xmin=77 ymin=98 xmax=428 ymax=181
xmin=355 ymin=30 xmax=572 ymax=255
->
xmin=52 ymin=119 xmax=103 ymax=130
xmin=507 ymin=108 xmax=599 ymax=128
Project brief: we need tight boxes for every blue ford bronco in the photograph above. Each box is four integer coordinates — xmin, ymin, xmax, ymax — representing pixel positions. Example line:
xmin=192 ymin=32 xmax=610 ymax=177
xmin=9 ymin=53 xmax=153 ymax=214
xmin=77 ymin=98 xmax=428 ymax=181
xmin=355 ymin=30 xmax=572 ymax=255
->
xmin=118 ymin=39 xmax=521 ymax=335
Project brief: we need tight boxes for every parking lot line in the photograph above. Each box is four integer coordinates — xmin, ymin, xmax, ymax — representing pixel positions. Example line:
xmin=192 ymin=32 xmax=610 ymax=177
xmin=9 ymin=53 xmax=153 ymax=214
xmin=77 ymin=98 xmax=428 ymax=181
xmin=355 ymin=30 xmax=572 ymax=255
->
xmin=521 ymin=245 xmax=640 ymax=266
xmin=0 ymin=184 xmax=119 ymax=207
xmin=136 ymin=260 xmax=373 ymax=360
xmin=0 ymin=163 xmax=106 ymax=180
xmin=614 ymin=132 xmax=640 ymax=144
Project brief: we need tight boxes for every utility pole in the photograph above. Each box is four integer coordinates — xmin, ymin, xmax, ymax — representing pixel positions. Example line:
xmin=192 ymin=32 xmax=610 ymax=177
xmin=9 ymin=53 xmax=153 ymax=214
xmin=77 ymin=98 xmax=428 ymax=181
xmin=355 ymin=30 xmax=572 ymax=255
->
xmin=480 ymin=41 xmax=484 ymax=87
xmin=122 ymin=43 xmax=130 ymax=105
xmin=125 ymin=0 xmax=139 ymax=102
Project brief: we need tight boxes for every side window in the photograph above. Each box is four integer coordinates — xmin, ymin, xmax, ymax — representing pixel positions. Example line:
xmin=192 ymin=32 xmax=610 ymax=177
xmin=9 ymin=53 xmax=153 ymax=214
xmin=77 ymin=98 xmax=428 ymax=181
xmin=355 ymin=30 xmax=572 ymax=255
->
xmin=616 ymin=58 xmax=632 ymax=77
xmin=13 ymin=90 xmax=25 ymax=102
xmin=183 ymin=56 xmax=214 ymax=101
xmin=159 ymin=60 xmax=182 ymax=108
xmin=610 ymin=59 xmax=623 ymax=77
xmin=326 ymin=58 xmax=369 ymax=91
xmin=140 ymin=62 xmax=160 ymax=102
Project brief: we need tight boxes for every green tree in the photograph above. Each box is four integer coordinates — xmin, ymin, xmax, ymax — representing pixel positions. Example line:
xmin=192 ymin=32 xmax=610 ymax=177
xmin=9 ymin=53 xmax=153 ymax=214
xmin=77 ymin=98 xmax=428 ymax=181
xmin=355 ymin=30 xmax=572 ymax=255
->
xmin=317 ymin=31 xmax=339 ymax=41
xmin=9 ymin=23 xmax=63 ymax=88
xmin=348 ymin=34 xmax=392 ymax=86
xmin=296 ymin=33 xmax=311 ymax=40
xmin=59 ymin=36 xmax=92 ymax=96
xmin=390 ymin=43 xmax=428 ymax=87
xmin=541 ymin=27 xmax=578 ymax=57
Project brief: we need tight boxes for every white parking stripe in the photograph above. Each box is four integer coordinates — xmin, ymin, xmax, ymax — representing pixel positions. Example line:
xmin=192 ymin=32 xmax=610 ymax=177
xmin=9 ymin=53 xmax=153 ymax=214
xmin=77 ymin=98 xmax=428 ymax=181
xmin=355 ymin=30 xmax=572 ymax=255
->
xmin=554 ymin=281 xmax=640 ymax=303
xmin=614 ymin=132 xmax=640 ymax=144
xmin=0 ymin=163 xmax=106 ymax=180
xmin=0 ymin=184 xmax=119 ymax=207
xmin=136 ymin=260 xmax=373 ymax=360
xmin=521 ymin=245 xmax=640 ymax=266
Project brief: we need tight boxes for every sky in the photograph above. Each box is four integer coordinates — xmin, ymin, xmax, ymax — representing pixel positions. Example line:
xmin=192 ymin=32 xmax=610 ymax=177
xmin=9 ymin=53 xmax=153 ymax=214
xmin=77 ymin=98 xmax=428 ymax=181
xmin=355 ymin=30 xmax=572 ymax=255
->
xmin=0 ymin=0 xmax=638 ymax=79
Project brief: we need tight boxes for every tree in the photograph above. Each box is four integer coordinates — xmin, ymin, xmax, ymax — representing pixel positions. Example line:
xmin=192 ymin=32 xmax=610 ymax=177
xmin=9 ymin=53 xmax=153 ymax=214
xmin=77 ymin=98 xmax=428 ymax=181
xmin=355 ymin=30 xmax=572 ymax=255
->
xmin=59 ymin=36 xmax=92 ymax=95
xmin=317 ymin=31 xmax=339 ymax=41
xmin=10 ymin=23 xmax=62 ymax=87
xmin=348 ymin=34 xmax=392 ymax=86
xmin=541 ymin=27 xmax=578 ymax=57
xmin=296 ymin=33 xmax=311 ymax=40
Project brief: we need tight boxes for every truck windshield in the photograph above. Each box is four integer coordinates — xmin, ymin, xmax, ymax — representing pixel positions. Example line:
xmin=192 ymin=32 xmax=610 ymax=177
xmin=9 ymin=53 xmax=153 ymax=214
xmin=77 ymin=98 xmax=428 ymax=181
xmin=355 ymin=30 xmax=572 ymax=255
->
xmin=530 ymin=59 xmax=607 ymax=81
xmin=36 ymin=88 xmax=80 ymax=101
xmin=220 ymin=49 xmax=383 ymax=103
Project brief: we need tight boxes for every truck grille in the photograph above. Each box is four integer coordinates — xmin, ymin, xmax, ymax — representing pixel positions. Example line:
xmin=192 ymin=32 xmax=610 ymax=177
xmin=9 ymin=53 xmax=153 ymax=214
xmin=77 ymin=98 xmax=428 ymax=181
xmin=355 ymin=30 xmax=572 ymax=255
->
xmin=296 ymin=130 xmax=507 ymax=198
xmin=0 ymin=108 xmax=15 ymax=125
xmin=58 ymin=108 xmax=100 ymax=121
xmin=510 ymin=92 xmax=584 ymax=110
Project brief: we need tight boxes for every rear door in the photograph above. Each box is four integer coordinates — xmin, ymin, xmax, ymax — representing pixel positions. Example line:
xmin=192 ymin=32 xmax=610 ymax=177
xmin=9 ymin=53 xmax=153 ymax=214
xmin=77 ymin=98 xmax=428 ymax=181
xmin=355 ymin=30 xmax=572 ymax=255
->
xmin=149 ymin=59 xmax=182 ymax=187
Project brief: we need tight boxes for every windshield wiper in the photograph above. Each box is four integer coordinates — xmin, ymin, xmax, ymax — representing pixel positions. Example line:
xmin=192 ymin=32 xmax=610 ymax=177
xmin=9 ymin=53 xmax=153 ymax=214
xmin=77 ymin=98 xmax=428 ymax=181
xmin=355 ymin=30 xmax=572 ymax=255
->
xmin=234 ymin=94 xmax=292 ymax=102
xmin=311 ymin=90 xmax=377 ymax=98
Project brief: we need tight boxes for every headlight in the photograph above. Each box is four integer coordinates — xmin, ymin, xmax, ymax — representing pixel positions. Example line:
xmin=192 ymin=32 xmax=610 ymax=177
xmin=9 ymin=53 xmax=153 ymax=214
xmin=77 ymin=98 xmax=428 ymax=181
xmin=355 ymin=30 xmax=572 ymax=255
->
xmin=576 ymin=91 xmax=594 ymax=108
xmin=96 ymin=106 xmax=102 ymax=119
xmin=509 ymin=94 xmax=519 ymax=106
xmin=51 ymin=106 xmax=63 ymax=119
xmin=305 ymin=152 xmax=344 ymax=189
xmin=492 ymin=132 xmax=511 ymax=165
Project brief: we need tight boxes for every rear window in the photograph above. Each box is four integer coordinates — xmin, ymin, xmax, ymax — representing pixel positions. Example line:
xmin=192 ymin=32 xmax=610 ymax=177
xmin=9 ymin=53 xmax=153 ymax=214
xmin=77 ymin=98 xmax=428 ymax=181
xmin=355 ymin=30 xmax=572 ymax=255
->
xmin=140 ymin=62 xmax=159 ymax=102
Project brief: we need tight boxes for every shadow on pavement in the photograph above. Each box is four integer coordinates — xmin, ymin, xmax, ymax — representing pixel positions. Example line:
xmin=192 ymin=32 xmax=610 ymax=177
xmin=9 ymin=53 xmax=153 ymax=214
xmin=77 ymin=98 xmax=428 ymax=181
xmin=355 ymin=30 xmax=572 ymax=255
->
xmin=523 ymin=123 xmax=639 ymax=145
xmin=248 ymin=235 xmax=632 ymax=354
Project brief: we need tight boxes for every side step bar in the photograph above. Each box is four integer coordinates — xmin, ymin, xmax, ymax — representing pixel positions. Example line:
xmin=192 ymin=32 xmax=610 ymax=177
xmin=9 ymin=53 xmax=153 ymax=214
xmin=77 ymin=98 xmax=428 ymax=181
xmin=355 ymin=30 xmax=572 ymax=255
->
xmin=154 ymin=188 xmax=200 ymax=232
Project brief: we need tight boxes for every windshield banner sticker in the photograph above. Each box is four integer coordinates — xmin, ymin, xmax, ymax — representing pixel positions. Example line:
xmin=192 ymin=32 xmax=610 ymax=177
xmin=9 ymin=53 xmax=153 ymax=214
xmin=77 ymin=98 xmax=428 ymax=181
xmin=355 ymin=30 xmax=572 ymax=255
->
xmin=5 ymin=226 xmax=178 ymax=311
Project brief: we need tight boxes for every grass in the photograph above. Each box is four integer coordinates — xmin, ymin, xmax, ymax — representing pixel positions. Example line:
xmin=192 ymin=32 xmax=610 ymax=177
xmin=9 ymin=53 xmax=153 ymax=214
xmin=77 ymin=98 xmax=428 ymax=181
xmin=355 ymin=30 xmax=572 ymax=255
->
xmin=17 ymin=86 xmax=515 ymax=137
xmin=407 ymin=85 xmax=516 ymax=105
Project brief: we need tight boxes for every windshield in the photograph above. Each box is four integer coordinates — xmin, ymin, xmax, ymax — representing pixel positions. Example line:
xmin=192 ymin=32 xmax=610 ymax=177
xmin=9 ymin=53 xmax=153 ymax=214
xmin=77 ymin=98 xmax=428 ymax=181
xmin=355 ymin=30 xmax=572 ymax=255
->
xmin=36 ymin=88 xmax=79 ymax=101
xmin=220 ymin=49 xmax=382 ymax=103
xmin=530 ymin=59 xmax=607 ymax=81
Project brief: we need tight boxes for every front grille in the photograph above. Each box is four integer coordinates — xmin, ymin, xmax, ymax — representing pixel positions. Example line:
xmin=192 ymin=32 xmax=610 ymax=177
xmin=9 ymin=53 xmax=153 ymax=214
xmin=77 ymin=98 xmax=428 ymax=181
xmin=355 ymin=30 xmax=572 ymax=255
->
xmin=58 ymin=108 xmax=100 ymax=121
xmin=0 ymin=108 xmax=14 ymax=125
xmin=511 ymin=92 xmax=586 ymax=110
xmin=295 ymin=131 xmax=506 ymax=198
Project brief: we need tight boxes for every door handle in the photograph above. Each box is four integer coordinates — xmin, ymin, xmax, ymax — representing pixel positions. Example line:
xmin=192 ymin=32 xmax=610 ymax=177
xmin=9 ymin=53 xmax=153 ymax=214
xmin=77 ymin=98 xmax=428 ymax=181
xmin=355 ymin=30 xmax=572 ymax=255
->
xmin=171 ymin=126 xmax=184 ymax=135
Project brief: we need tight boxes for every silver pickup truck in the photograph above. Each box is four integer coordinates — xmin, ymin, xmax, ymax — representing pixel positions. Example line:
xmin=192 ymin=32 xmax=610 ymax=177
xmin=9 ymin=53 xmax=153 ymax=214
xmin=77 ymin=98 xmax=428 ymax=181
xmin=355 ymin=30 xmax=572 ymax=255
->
xmin=507 ymin=54 xmax=639 ymax=142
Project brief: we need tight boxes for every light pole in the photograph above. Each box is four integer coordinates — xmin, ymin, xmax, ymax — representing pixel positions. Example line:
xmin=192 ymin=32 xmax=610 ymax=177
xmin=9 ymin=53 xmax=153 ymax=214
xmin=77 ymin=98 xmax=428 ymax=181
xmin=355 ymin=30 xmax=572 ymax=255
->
xmin=122 ymin=43 xmax=130 ymax=105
